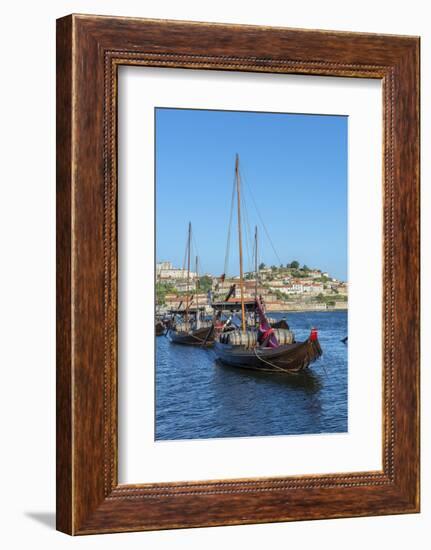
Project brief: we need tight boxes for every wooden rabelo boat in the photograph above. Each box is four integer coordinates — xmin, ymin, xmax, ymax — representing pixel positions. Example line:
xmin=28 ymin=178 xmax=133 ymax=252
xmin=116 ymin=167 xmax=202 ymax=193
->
xmin=155 ymin=319 xmax=166 ymax=336
xmin=167 ymin=222 xmax=215 ymax=347
xmin=214 ymin=298 xmax=322 ymax=372
xmin=168 ymin=306 xmax=214 ymax=346
xmin=213 ymin=155 xmax=322 ymax=373
xmin=155 ymin=313 xmax=172 ymax=336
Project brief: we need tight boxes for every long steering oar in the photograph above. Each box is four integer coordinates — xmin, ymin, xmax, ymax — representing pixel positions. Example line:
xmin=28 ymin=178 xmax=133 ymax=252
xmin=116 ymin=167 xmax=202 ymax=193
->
xmin=201 ymin=324 xmax=215 ymax=348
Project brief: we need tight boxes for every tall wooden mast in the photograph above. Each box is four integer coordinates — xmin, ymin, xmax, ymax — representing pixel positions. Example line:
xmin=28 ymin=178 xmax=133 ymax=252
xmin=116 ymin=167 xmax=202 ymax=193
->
xmin=254 ymin=225 xmax=258 ymax=301
xmin=235 ymin=154 xmax=246 ymax=332
xmin=254 ymin=226 xmax=259 ymax=326
xmin=185 ymin=221 xmax=191 ymax=327
xmin=195 ymin=255 xmax=199 ymax=326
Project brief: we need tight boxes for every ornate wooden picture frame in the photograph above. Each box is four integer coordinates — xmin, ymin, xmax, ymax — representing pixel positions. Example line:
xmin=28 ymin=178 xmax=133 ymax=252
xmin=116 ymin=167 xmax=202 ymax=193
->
xmin=56 ymin=14 xmax=420 ymax=534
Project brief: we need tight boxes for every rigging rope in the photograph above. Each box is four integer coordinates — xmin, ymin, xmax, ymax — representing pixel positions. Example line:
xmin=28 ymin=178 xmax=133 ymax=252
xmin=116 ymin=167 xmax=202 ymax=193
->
xmin=181 ymin=227 xmax=189 ymax=272
xmin=241 ymin=169 xmax=283 ymax=266
xmin=192 ymin=232 xmax=202 ymax=275
xmin=240 ymin=171 xmax=254 ymax=275
xmin=241 ymin=202 xmax=251 ymax=273
xmin=251 ymin=348 xmax=299 ymax=373
xmin=223 ymin=174 xmax=237 ymax=278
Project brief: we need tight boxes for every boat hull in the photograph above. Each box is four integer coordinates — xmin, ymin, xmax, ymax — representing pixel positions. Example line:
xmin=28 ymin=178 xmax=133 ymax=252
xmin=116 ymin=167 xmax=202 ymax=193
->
xmin=155 ymin=321 xmax=165 ymax=336
xmin=214 ymin=338 xmax=322 ymax=373
xmin=168 ymin=326 xmax=214 ymax=346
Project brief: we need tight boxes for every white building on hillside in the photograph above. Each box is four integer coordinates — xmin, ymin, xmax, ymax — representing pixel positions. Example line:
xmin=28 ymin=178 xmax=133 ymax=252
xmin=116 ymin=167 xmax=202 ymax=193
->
xmin=277 ymin=282 xmax=304 ymax=295
xmin=156 ymin=261 xmax=197 ymax=280
xmin=302 ymin=282 xmax=324 ymax=294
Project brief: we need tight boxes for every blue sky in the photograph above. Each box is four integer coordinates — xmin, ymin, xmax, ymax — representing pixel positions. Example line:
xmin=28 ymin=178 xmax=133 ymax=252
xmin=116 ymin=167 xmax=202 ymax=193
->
xmin=155 ymin=108 xmax=348 ymax=281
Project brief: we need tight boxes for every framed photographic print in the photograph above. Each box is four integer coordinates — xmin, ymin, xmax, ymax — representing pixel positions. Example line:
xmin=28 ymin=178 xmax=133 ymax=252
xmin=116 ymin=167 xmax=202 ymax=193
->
xmin=56 ymin=14 xmax=420 ymax=534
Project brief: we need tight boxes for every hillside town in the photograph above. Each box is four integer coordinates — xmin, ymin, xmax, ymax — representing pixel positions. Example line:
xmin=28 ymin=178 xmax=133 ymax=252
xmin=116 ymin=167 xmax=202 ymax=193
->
xmin=156 ymin=260 xmax=347 ymax=313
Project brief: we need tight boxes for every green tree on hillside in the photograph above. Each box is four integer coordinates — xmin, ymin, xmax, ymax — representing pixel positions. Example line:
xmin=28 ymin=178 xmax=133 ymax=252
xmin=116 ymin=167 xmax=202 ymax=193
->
xmin=198 ymin=275 xmax=212 ymax=293
xmin=274 ymin=289 xmax=290 ymax=302
xmin=155 ymin=282 xmax=176 ymax=305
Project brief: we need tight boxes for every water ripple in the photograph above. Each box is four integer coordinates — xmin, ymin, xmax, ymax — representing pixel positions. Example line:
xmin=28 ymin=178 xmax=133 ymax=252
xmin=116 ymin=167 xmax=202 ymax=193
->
xmin=155 ymin=310 xmax=347 ymax=440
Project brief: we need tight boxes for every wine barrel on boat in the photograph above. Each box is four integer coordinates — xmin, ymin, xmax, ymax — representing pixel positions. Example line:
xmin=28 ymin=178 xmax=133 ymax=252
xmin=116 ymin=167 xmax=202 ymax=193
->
xmin=271 ymin=319 xmax=290 ymax=330
xmin=174 ymin=320 xmax=212 ymax=333
xmin=220 ymin=328 xmax=294 ymax=347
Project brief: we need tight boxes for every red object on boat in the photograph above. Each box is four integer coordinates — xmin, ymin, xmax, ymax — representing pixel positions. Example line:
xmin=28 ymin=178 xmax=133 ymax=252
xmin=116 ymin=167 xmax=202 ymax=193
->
xmin=310 ymin=328 xmax=318 ymax=341
xmin=260 ymin=326 xmax=274 ymax=341
xmin=255 ymin=297 xmax=279 ymax=348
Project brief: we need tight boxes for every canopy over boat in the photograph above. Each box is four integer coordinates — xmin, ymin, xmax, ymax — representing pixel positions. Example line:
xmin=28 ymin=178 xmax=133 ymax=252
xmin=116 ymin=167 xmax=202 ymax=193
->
xmin=168 ymin=306 xmax=206 ymax=314
xmin=211 ymin=299 xmax=256 ymax=312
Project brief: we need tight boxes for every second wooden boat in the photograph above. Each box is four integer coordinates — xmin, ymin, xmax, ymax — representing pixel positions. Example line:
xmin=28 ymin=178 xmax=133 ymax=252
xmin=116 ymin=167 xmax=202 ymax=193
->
xmin=167 ymin=223 xmax=215 ymax=347
xmin=168 ymin=321 xmax=214 ymax=346
xmin=155 ymin=320 xmax=166 ymax=336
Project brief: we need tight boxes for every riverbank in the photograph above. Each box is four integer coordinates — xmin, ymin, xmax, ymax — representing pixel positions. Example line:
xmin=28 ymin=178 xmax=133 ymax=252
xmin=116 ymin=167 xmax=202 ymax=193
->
xmin=266 ymin=303 xmax=348 ymax=313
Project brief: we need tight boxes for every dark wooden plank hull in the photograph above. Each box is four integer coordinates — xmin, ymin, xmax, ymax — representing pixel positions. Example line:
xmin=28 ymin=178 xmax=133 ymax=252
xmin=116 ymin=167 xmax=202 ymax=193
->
xmin=214 ymin=338 xmax=322 ymax=373
xmin=155 ymin=322 xmax=165 ymax=336
xmin=168 ymin=326 xmax=215 ymax=347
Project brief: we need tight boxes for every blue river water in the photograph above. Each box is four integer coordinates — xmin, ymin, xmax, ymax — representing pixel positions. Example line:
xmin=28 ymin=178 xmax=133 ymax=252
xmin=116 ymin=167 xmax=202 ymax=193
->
xmin=155 ymin=310 xmax=348 ymax=440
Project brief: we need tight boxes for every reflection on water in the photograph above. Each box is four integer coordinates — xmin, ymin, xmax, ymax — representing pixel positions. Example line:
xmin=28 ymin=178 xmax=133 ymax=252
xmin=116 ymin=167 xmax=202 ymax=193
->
xmin=155 ymin=310 xmax=347 ymax=440
xmin=215 ymin=360 xmax=322 ymax=392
